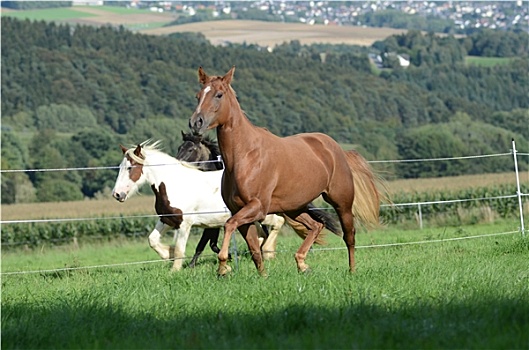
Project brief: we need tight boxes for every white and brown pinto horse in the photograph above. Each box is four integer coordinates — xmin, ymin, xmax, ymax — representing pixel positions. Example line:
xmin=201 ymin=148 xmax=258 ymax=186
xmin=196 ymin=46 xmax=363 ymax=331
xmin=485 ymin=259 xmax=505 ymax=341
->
xmin=189 ymin=66 xmax=387 ymax=276
xmin=111 ymin=140 xmax=286 ymax=271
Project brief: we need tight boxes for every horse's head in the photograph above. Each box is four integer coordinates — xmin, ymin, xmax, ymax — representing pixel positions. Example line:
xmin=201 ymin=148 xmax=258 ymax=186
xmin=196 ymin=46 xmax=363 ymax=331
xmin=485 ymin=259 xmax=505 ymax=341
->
xmin=111 ymin=144 xmax=146 ymax=202
xmin=176 ymin=131 xmax=209 ymax=163
xmin=189 ymin=66 xmax=236 ymax=135
xmin=176 ymin=131 xmax=224 ymax=170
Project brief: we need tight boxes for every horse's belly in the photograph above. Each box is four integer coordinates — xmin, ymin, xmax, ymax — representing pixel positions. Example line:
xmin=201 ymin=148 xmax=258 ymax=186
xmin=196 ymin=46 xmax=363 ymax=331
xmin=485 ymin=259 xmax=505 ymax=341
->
xmin=191 ymin=212 xmax=231 ymax=228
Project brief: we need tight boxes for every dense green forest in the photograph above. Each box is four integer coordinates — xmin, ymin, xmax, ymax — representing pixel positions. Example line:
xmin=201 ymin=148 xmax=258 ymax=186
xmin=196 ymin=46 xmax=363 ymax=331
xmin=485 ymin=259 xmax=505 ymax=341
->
xmin=1 ymin=17 xmax=528 ymax=203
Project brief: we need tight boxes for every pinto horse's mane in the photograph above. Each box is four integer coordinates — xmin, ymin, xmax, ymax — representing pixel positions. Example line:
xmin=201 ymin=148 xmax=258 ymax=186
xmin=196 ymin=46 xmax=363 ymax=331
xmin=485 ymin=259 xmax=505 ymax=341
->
xmin=124 ymin=139 xmax=162 ymax=165
xmin=125 ymin=139 xmax=198 ymax=170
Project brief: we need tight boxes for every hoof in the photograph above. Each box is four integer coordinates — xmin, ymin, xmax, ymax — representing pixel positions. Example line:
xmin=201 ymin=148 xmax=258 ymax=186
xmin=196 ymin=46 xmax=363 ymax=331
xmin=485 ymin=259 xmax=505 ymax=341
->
xmin=218 ymin=264 xmax=232 ymax=276
xmin=262 ymin=252 xmax=276 ymax=260
xmin=170 ymin=262 xmax=183 ymax=273
xmin=298 ymin=265 xmax=312 ymax=274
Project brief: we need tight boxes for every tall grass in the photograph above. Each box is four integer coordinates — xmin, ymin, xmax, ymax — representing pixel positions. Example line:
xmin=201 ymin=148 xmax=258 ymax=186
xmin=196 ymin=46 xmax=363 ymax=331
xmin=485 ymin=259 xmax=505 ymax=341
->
xmin=2 ymin=221 xmax=528 ymax=349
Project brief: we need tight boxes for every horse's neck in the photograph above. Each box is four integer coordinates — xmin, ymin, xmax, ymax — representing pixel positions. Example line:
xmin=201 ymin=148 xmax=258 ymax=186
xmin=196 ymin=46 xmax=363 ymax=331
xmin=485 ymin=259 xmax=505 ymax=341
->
xmin=143 ymin=152 xmax=180 ymax=188
xmin=217 ymin=107 xmax=258 ymax=170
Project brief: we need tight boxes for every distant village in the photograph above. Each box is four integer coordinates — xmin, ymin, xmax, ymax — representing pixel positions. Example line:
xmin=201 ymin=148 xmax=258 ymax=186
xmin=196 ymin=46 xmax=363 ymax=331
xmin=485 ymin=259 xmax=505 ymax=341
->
xmin=74 ymin=1 xmax=528 ymax=32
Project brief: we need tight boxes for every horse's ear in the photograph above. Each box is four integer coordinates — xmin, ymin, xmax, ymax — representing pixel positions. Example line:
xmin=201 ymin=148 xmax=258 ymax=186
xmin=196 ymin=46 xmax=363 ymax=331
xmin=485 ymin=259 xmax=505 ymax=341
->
xmin=133 ymin=144 xmax=143 ymax=159
xmin=181 ymin=130 xmax=186 ymax=139
xmin=120 ymin=144 xmax=128 ymax=154
xmin=198 ymin=66 xmax=208 ymax=85
xmin=222 ymin=66 xmax=235 ymax=85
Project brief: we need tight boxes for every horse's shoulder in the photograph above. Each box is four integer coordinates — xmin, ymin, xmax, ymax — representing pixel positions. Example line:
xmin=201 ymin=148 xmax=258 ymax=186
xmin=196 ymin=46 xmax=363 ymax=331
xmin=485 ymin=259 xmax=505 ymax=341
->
xmin=152 ymin=182 xmax=184 ymax=229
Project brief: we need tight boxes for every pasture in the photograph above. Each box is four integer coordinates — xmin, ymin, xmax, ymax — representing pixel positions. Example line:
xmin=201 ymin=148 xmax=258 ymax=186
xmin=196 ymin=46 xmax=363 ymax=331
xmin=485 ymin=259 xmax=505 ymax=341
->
xmin=1 ymin=5 xmax=174 ymax=30
xmin=465 ymin=55 xmax=516 ymax=66
xmin=2 ymin=220 xmax=527 ymax=349
xmin=1 ymin=6 xmax=406 ymax=47
xmin=143 ymin=19 xmax=408 ymax=47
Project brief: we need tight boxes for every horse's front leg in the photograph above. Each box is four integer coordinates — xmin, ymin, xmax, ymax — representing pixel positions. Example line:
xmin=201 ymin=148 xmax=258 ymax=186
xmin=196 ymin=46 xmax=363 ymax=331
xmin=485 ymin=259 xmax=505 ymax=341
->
xmin=148 ymin=220 xmax=173 ymax=260
xmin=189 ymin=228 xmax=219 ymax=268
xmin=219 ymin=200 xmax=266 ymax=276
xmin=171 ymin=221 xmax=192 ymax=272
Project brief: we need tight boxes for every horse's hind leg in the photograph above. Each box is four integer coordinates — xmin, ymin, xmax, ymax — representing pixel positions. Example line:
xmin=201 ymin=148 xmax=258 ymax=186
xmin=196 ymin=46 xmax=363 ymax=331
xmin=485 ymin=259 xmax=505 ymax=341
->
xmin=338 ymin=209 xmax=356 ymax=272
xmin=261 ymin=215 xmax=285 ymax=260
xmin=260 ymin=225 xmax=276 ymax=260
xmin=285 ymin=211 xmax=324 ymax=273
xmin=323 ymin=193 xmax=356 ymax=272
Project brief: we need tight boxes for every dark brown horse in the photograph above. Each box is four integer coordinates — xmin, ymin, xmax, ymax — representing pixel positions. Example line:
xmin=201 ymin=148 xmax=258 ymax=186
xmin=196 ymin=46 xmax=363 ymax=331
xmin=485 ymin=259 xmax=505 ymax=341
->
xmin=189 ymin=66 xmax=387 ymax=276
xmin=176 ymin=131 xmax=224 ymax=171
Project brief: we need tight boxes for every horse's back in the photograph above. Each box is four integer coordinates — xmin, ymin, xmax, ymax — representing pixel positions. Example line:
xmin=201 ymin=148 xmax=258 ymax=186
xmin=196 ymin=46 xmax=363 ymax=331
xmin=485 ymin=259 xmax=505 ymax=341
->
xmin=276 ymin=132 xmax=349 ymax=175
xmin=164 ymin=166 xmax=226 ymax=213
xmin=244 ymin=130 xmax=353 ymax=211
xmin=286 ymin=132 xmax=343 ymax=154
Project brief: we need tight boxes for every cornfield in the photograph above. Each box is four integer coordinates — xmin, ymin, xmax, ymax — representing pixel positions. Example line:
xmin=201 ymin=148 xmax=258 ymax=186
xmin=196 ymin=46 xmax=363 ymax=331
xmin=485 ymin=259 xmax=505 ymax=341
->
xmin=2 ymin=184 xmax=527 ymax=249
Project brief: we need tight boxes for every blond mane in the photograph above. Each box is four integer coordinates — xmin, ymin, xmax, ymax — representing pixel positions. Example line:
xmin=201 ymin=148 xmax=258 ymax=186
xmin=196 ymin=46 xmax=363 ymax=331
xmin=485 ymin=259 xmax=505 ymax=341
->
xmin=125 ymin=139 xmax=199 ymax=170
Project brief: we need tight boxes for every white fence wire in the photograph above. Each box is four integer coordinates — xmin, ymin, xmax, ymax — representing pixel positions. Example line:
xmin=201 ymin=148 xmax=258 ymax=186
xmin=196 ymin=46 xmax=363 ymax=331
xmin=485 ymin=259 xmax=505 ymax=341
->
xmin=1 ymin=141 xmax=527 ymax=275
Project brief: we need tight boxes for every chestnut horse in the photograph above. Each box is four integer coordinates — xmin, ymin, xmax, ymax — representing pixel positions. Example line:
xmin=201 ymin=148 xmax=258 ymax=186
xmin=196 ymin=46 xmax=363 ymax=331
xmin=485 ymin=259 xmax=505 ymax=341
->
xmin=176 ymin=131 xmax=342 ymax=260
xmin=189 ymin=66 xmax=386 ymax=276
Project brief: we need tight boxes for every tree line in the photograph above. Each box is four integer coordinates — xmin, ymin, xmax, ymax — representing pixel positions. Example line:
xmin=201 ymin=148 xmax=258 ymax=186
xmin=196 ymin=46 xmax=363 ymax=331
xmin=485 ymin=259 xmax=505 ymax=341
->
xmin=1 ymin=17 xmax=527 ymax=203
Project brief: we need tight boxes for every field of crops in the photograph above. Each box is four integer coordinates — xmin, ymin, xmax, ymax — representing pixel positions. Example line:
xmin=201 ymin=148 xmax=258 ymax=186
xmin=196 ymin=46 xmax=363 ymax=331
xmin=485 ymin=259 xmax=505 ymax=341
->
xmin=2 ymin=220 xmax=527 ymax=349
xmin=2 ymin=172 xmax=524 ymax=221
xmin=2 ymin=170 xmax=526 ymax=251
xmin=1 ymin=6 xmax=406 ymax=46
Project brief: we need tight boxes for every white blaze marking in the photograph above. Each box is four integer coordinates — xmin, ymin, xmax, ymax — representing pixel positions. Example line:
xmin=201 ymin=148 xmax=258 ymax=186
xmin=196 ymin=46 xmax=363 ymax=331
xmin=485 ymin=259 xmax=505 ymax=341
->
xmin=196 ymin=85 xmax=211 ymax=113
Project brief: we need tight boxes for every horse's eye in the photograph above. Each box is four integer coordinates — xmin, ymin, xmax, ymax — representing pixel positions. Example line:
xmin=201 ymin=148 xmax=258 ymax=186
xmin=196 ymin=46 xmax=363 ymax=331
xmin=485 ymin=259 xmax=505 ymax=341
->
xmin=127 ymin=166 xmax=132 ymax=171
xmin=215 ymin=91 xmax=223 ymax=99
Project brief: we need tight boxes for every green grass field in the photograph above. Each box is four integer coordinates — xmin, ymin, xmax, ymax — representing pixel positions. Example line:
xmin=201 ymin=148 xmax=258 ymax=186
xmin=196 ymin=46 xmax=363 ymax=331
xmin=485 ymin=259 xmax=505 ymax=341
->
xmin=2 ymin=220 xmax=527 ymax=349
xmin=93 ymin=5 xmax=153 ymax=15
xmin=0 ymin=8 xmax=96 ymax=21
xmin=465 ymin=56 xmax=514 ymax=66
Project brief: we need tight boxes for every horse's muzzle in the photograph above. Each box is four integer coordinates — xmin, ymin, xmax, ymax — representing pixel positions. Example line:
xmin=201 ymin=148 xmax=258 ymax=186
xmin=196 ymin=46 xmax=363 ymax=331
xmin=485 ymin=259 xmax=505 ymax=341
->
xmin=190 ymin=114 xmax=206 ymax=135
xmin=112 ymin=191 xmax=127 ymax=202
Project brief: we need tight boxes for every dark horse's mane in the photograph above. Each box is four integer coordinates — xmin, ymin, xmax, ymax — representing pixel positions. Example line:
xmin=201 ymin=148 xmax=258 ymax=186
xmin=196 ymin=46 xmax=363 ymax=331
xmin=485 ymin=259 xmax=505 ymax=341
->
xmin=182 ymin=132 xmax=224 ymax=170
xmin=182 ymin=132 xmax=222 ymax=160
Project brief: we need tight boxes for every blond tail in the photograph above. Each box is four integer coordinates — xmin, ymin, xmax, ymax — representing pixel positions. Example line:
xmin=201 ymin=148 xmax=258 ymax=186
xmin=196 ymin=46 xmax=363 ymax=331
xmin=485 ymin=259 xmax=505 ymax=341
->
xmin=344 ymin=150 xmax=389 ymax=230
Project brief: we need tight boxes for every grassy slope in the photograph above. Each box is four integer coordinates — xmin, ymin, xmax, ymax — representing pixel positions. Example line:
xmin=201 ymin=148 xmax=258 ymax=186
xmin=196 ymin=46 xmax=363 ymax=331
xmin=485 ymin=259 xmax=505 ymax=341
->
xmin=2 ymin=221 xmax=527 ymax=349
